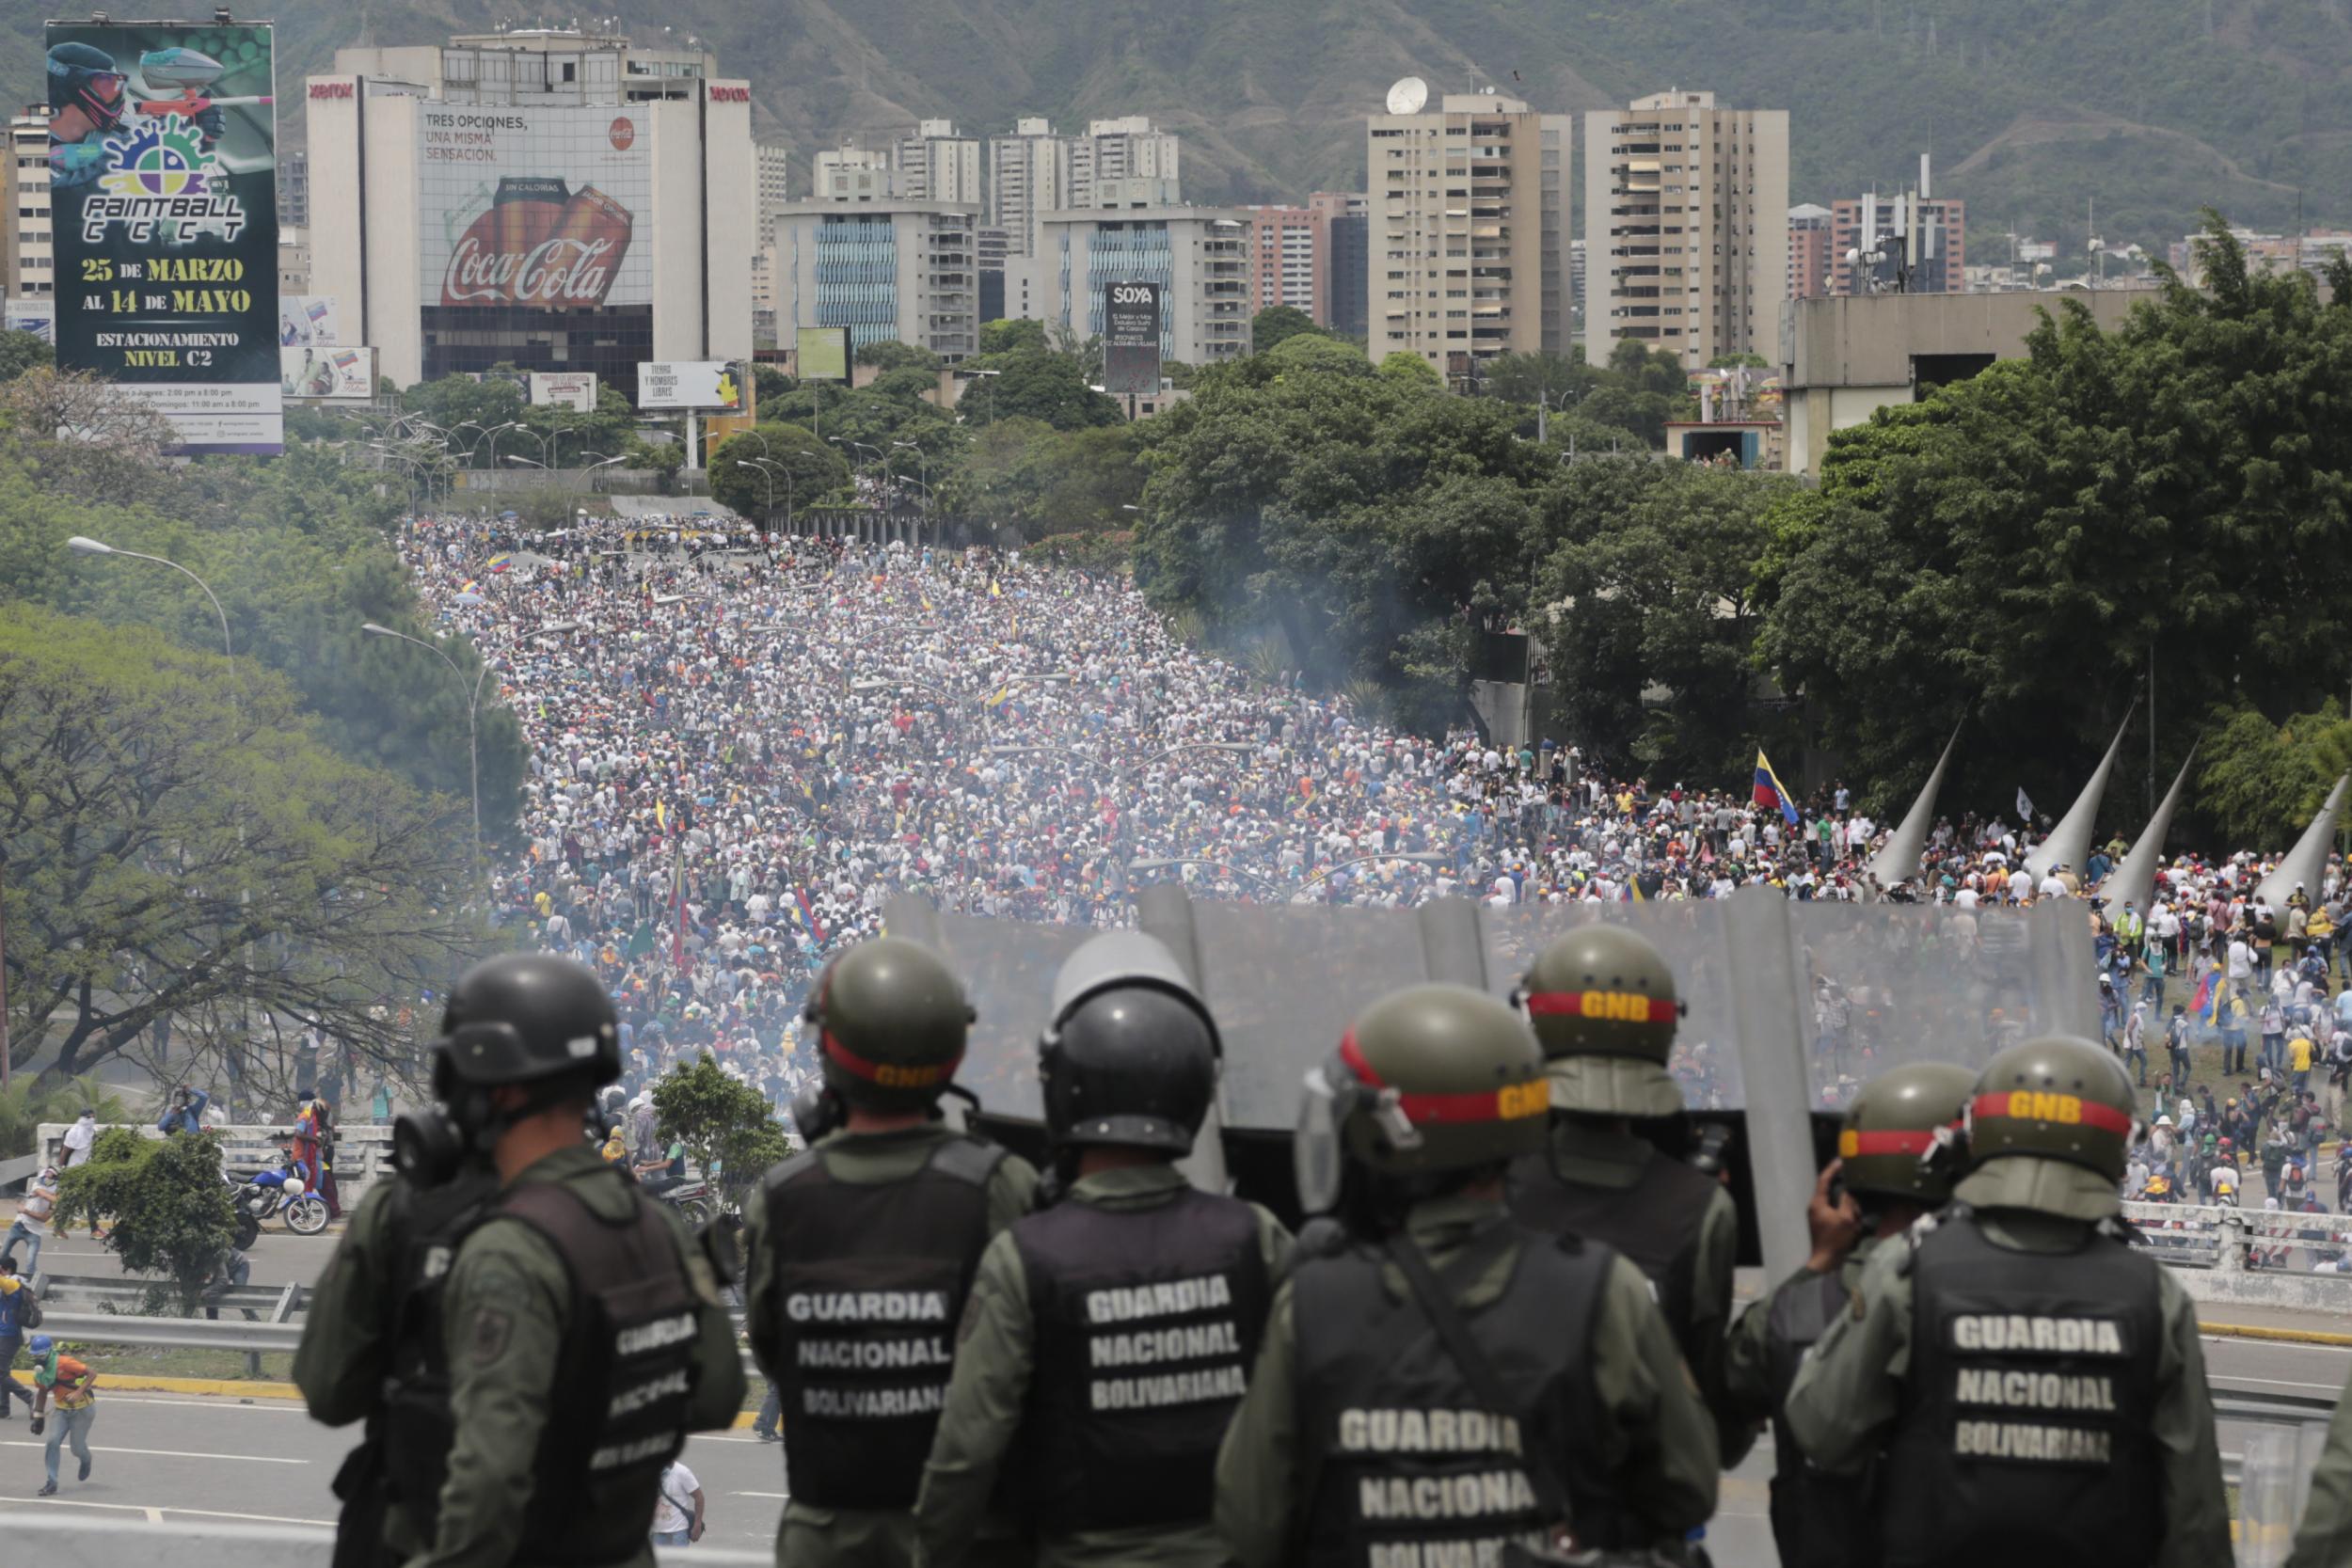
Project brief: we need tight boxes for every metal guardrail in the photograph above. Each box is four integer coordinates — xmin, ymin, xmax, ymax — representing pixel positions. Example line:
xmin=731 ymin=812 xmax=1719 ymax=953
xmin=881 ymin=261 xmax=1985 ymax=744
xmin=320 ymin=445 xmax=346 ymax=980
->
xmin=2123 ymin=1199 xmax=2352 ymax=1279
xmin=35 ymin=1122 xmax=397 ymax=1198
xmin=36 ymin=1270 xmax=303 ymax=1318
xmin=36 ymin=1308 xmax=762 ymax=1377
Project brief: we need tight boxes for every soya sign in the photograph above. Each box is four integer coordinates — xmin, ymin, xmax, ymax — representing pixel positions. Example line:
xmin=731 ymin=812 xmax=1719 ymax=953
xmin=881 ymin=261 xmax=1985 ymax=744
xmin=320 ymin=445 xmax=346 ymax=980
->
xmin=47 ymin=20 xmax=282 ymax=452
xmin=1102 ymin=279 xmax=1162 ymax=396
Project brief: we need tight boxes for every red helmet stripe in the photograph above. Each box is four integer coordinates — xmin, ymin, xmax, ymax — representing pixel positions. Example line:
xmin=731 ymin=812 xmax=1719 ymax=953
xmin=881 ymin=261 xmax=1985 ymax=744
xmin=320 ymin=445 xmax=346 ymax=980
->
xmin=823 ymin=1029 xmax=961 ymax=1088
xmin=1970 ymin=1091 xmax=2133 ymax=1136
xmin=1339 ymin=1030 xmax=1543 ymax=1124
xmin=1843 ymin=1128 xmax=1939 ymax=1157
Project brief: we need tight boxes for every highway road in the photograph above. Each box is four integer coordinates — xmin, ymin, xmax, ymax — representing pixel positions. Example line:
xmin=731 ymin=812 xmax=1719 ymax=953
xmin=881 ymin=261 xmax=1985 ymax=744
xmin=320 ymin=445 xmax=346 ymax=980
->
xmin=0 ymin=1330 xmax=2341 ymax=1565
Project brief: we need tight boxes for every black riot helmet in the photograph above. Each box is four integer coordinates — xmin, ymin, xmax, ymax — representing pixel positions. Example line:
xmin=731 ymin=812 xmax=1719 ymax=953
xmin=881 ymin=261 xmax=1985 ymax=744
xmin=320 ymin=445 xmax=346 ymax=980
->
xmin=396 ymin=952 xmax=620 ymax=1184
xmin=1039 ymin=931 xmax=1220 ymax=1154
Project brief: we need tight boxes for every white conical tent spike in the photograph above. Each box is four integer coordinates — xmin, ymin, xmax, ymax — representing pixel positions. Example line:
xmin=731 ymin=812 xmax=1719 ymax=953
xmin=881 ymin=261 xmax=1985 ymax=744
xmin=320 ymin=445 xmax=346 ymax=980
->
xmin=2024 ymin=705 xmax=2137 ymax=886
xmin=2100 ymin=745 xmax=2197 ymax=926
xmin=1869 ymin=721 xmax=1962 ymax=891
xmin=2255 ymin=773 xmax=2349 ymax=914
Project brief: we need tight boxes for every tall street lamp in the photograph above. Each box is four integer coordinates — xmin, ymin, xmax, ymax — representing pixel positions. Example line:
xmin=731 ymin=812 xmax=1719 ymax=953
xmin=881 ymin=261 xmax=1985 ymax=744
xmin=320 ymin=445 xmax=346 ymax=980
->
xmin=362 ymin=622 xmax=490 ymax=862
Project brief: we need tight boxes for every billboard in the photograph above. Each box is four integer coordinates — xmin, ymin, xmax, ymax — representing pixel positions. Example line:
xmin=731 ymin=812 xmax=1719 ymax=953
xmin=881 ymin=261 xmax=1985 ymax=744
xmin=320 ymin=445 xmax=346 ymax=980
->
xmin=530 ymin=371 xmax=597 ymax=411
xmin=795 ymin=325 xmax=849 ymax=383
xmin=1103 ymin=279 xmax=1162 ymax=395
xmin=638 ymin=361 xmax=740 ymax=410
xmin=418 ymin=105 xmax=651 ymax=309
xmin=47 ymin=20 xmax=282 ymax=453
xmin=280 ymin=344 xmax=373 ymax=401
xmin=5 ymin=301 xmax=55 ymax=344
xmin=278 ymin=293 xmax=343 ymax=346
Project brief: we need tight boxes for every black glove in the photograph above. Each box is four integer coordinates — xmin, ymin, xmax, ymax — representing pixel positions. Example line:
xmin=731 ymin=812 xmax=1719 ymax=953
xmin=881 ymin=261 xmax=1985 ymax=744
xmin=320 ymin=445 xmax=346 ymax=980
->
xmin=29 ymin=1415 xmax=44 ymax=1436
xmin=194 ymin=105 xmax=227 ymax=145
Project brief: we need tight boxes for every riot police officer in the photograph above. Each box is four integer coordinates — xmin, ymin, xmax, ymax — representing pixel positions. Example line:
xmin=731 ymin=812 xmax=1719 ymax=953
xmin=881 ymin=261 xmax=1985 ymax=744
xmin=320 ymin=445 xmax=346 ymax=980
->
xmin=914 ymin=932 xmax=1290 ymax=1567
xmin=1214 ymin=983 xmax=1718 ymax=1565
xmin=1785 ymin=1034 xmax=2230 ymax=1566
xmin=294 ymin=953 xmax=745 ymax=1568
xmin=2288 ymin=1368 xmax=2352 ymax=1567
xmin=742 ymin=936 xmax=1040 ymax=1567
xmin=1503 ymin=925 xmax=1744 ymax=1452
xmin=1723 ymin=1061 xmax=1974 ymax=1568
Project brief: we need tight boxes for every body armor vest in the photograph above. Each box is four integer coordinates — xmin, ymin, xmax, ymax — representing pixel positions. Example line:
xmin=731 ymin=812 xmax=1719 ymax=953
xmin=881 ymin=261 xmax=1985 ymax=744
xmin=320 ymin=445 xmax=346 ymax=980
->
xmin=1293 ymin=1223 xmax=1619 ymax=1566
xmin=377 ymin=1172 xmax=501 ymax=1542
xmin=500 ymin=1177 xmax=704 ymax=1564
xmin=1507 ymin=1141 xmax=1716 ymax=1359
xmin=1764 ymin=1265 xmax=1878 ymax=1568
xmin=1012 ymin=1185 xmax=1270 ymax=1535
xmin=1882 ymin=1211 xmax=2164 ymax=1568
xmin=761 ymin=1136 xmax=1004 ymax=1511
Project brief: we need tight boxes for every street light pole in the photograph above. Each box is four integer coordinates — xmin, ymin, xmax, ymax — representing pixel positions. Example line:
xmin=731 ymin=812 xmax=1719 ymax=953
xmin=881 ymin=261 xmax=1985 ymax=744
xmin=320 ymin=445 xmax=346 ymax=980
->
xmin=362 ymin=622 xmax=487 ymax=863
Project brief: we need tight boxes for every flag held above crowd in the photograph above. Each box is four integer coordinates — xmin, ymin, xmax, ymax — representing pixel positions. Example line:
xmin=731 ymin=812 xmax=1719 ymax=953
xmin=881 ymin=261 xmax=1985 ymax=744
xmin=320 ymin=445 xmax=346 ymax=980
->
xmin=1752 ymin=750 xmax=1799 ymax=827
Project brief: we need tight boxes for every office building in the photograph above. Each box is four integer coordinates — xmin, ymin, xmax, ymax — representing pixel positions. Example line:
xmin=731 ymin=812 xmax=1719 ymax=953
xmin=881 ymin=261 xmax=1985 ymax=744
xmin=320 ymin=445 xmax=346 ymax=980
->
xmin=812 ymin=147 xmax=899 ymax=202
xmin=278 ymin=150 xmax=310 ymax=230
xmin=1243 ymin=205 xmax=1316 ymax=313
xmin=1830 ymin=195 xmax=1964 ymax=294
xmin=755 ymin=142 xmax=792 ymax=213
xmin=893 ymin=119 xmax=981 ymax=205
xmin=1369 ymin=90 xmax=1572 ymax=379
xmin=977 ymin=227 xmax=1009 ymax=323
xmin=3 ymin=104 xmax=52 ymax=301
xmin=1309 ymin=190 xmax=1368 ymax=337
xmin=279 ymin=227 xmax=311 ymax=298
xmin=773 ymin=200 xmax=979 ymax=361
xmin=1788 ymin=203 xmax=1832 ymax=299
xmin=986 ymin=117 xmax=1069 ymax=258
xmin=306 ymin=30 xmax=754 ymax=390
xmin=1011 ymin=206 xmax=1248 ymax=369
xmin=1069 ymin=117 xmax=1181 ymax=208
xmin=1583 ymin=89 xmax=1788 ymax=368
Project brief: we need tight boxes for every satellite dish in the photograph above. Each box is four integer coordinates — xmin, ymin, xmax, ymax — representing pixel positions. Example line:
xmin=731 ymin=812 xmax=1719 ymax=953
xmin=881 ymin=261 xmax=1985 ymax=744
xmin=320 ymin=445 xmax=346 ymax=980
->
xmin=1386 ymin=76 xmax=1429 ymax=115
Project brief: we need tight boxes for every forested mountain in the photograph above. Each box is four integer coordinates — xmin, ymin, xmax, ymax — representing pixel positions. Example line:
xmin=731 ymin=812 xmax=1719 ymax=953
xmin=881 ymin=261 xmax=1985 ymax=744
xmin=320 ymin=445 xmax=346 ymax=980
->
xmin=17 ymin=0 xmax=2352 ymax=247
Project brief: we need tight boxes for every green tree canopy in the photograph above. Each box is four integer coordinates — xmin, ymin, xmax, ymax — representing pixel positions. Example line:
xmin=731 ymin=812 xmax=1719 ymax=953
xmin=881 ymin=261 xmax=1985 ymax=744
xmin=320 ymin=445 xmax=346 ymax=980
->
xmin=1250 ymin=305 xmax=1324 ymax=355
xmin=854 ymin=339 xmax=943 ymax=372
xmin=54 ymin=1127 xmax=235 ymax=1314
xmin=978 ymin=318 xmax=1049 ymax=356
xmin=1264 ymin=334 xmax=1372 ymax=377
xmin=707 ymin=423 xmax=853 ymax=520
xmin=962 ymin=350 xmax=1122 ymax=431
xmin=651 ymin=1052 xmax=792 ymax=1207
xmin=1378 ymin=352 xmax=1443 ymax=388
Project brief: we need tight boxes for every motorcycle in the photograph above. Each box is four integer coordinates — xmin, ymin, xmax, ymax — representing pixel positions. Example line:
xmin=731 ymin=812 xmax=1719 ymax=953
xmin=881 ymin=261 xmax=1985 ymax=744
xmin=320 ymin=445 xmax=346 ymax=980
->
xmin=226 ymin=1152 xmax=330 ymax=1245
xmin=643 ymin=1175 xmax=716 ymax=1228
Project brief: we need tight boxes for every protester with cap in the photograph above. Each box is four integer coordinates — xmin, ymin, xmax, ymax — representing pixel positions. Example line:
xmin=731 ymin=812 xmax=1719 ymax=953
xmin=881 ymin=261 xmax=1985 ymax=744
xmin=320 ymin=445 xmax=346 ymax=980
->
xmin=1215 ymin=982 xmax=1716 ymax=1564
xmin=742 ymin=935 xmax=1040 ymax=1568
xmin=1724 ymin=1062 xmax=1974 ymax=1568
xmin=1503 ymin=924 xmax=1746 ymax=1458
xmin=914 ymin=931 xmax=1288 ymax=1567
xmin=1786 ymin=1035 xmax=2229 ymax=1566
xmin=24 ymin=1331 xmax=97 ymax=1495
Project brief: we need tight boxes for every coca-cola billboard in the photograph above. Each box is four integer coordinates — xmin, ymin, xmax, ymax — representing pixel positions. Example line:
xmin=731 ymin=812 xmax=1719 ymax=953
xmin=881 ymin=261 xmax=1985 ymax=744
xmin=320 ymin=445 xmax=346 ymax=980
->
xmin=417 ymin=106 xmax=650 ymax=310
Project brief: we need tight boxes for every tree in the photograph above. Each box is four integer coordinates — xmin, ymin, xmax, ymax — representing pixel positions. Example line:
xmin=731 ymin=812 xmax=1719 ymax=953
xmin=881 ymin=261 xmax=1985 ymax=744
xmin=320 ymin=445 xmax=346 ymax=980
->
xmin=854 ymin=339 xmax=942 ymax=372
xmin=966 ymin=351 xmax=1122 ymax=431
xmin=0 ymin=608 xmax=492 ymax=1088
xmin=0 ymin=1073 xmax=129 ymax=1161
xmin=0 ymin=329 xmax=53 ymax=384
xmin=1250 ymin=306 xmax=1323 ymax=356
xmin=54 ymin=1127 xmax=235 ymax=1315
xmin=1758 ymin=214 xmax=2352 ymax=821
xmin=1264 ymin=334 xmax=1372 ymax=376
xmin=978 ymin=318 xmax=1049 ymax=356
xmin=0 ymin=369 xmax=178 ymax=503
xmin=400 ymin=372 xmax=528 ymax=466
xmin=2194 ymin=704 xmax=2352 ymax=852
xmin=707 ymin=423 xmax=852 ymax=521
xmin=1378 ymin=352 xmax=1443 ymax=388
xmin=650 ymin=1053 xmax=792 ymax=1208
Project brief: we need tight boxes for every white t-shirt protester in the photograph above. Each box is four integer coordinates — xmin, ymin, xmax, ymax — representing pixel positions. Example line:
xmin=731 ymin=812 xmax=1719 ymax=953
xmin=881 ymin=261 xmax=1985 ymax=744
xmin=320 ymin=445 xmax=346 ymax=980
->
xmin=652 ymin=1460 xmax=701 ymax=1539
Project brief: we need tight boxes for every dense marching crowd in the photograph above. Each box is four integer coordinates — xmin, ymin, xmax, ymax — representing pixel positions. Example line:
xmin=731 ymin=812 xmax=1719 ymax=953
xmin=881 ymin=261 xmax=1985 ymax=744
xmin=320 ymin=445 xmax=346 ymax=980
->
xmin=401 ymin=512 xmax=2351 ymax=1259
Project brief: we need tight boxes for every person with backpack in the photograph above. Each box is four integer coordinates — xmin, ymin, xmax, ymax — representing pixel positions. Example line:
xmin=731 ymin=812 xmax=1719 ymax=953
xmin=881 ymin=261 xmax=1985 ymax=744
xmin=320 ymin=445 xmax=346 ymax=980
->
xmin=0 ymin=1257 xmax=33 ymax=1419
xmin=24 ymin=1332 xmax=96 ymax=1496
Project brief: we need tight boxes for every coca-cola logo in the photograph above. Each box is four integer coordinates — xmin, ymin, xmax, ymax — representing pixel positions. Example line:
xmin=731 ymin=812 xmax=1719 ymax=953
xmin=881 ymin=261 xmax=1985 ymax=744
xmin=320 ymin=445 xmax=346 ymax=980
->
xmin=310 ymin=81 xmax=355 ymax=99
xmin=446 ymin=234 xmax=619 ymax=306
xmin=707 ymin=85 xmax=750 ymax=103
xmin=609 ymin=117 xmax=635 ymax=150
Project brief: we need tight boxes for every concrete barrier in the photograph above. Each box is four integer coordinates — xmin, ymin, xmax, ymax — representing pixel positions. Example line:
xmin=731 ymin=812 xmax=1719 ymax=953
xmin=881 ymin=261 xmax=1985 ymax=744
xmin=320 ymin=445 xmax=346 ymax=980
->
xmin=37 ymin=1122 xmax=394 ymax=1198
xmin=2122 ymin=1199 xmax=2352 ymax=1313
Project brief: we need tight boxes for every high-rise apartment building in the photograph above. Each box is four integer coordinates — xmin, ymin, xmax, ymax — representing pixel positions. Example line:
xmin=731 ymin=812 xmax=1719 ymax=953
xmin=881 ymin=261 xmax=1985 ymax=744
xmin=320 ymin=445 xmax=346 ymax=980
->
xmin=1068 ymin=116 xmax=1180 ymax=209
xmin=3 ymin=103 xmax=53 ymax=301
xmin=986 ymin=117 xmax=1068 ymax=258
xmin=1830 ymin=195 xmax=1964 ymax=294
xmin=1308 ymin=190 xmax=1368 ymax=337
xmin=1583 ymin=90 xmax=1788 ymax=368
xmin=1243 ymin=205 xmax=1317 ymax=313
xmin=894 ymin=119 xmax=982 ymax=205
xmin=278 ymin=150 xmax=310 ymax=230
xmin=812 ymin=147 xmax=900 ymax=202
xmin=773 ymin=200 xmax=979 ymax=361
xmin=1369 ymin=91 xmax=1571 ymax=378
xmin=1788 ymin=203 xmax=1833 ymax=299
xmin=1010 ymin=206 xmax=1248 ymax=369
xmin=755 ymin=143 xmax=792 ymax=213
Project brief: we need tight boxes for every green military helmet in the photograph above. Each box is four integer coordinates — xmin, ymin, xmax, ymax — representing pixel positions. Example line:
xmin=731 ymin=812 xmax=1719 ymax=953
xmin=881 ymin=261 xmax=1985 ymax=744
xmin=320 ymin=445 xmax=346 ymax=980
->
xmin=805 ymin=936 xmax=975 ymax=1112
xmin=1964 ymin=1035 xmax=2137 ymax=1182
xmin=1837 ymin=1062 xmax=1976 ymax=1205
xmin=1514 ymin=924 xmax=1685 ymax=1117
xmin=1294 ymin=983 xmax=1549 ymax=1212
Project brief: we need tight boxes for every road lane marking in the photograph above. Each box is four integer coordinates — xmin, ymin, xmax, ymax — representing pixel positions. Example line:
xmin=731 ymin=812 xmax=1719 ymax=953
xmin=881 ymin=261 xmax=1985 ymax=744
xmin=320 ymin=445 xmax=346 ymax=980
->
xmin=0 ymin=1441 xmax=306 ymax=1464
xmin=80 ymin=1395 xmax=304 ymax=1413
xmin=734 ymin=1491 xmax=790 ymax=1498
xmin=2209 ymin=1373 xmax=2350 ymax=1392
xmin=9 ymin=1497 xmax=331 ymax=1525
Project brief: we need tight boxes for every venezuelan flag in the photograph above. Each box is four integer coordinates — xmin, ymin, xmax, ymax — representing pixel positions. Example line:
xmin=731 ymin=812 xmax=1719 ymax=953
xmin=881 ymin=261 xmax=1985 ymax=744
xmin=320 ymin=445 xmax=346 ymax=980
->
xmin=1752 ymin=750 xmax=1800 ymax=826
xmin=486 ymin=553 xmax=514 ymax=573
xmin=988 ymin=578 xmax=1004 ymax=599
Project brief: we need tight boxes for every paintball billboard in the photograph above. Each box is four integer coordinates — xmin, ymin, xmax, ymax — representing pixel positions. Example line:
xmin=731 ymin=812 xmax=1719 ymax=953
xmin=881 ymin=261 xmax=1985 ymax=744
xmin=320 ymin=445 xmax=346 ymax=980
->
xmin=46 ymin=20 xmax=282 ymax=453
xmin=418 ymin=105 xmax=650 ymax=310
